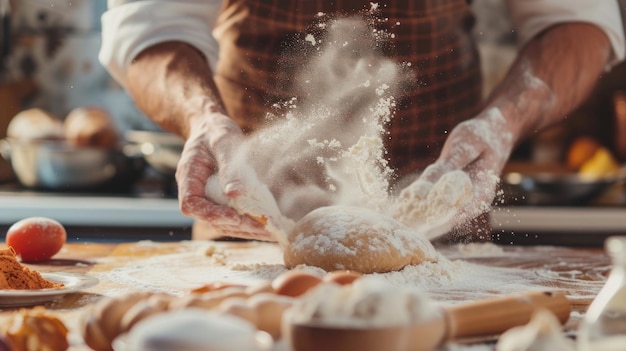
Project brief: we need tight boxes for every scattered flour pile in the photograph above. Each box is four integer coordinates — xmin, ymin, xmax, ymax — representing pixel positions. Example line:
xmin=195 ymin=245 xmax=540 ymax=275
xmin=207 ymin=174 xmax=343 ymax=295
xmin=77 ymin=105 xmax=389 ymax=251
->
xmin=94 ymin=241 xmax=605 ymax=305
xmin=201 ymin=13 xmax=426 ymax=250
xmin=204 ymin=13 xmax=487 ymax=247
xmin=206 ymin=16 xmax=402 ymax=230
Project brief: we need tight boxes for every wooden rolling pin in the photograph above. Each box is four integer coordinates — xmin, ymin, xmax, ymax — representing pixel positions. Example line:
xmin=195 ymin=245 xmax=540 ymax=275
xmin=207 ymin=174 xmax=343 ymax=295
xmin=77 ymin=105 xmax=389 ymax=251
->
xmin=287 ymin=290 xmax=571 ymax=351
xmin=444 ymin=290 xmax=570 ymax=340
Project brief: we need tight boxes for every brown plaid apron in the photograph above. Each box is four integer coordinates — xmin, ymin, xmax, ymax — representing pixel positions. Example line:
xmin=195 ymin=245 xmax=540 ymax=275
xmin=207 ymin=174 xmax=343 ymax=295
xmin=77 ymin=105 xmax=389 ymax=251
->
xmin=213 ymin=0 xmax=483 ymax=178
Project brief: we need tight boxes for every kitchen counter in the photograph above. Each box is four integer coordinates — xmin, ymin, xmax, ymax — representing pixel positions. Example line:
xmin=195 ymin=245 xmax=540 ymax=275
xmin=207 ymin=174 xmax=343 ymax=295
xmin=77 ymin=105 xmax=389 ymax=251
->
xmin=0 ymin=240 xmax=612 ymax=350
xmin=0 ymin=191 xmax=194 ymax=242
xmin=2 ymin=190 xmax=626 ymax=245
xmin=491 ymin=206 xmax=626 ymax=246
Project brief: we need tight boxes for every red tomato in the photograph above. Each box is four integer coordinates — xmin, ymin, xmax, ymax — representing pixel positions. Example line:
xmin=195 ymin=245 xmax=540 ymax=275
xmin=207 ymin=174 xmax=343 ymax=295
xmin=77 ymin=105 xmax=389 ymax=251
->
xmin=5 ymin=217 xmax=67 ymax=262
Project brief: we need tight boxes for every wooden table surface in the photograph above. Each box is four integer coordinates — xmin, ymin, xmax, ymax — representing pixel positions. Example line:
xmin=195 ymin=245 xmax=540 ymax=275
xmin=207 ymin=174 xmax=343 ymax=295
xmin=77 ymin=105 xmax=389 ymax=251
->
xmin=0 ymin=240 xmax=614 ymax=350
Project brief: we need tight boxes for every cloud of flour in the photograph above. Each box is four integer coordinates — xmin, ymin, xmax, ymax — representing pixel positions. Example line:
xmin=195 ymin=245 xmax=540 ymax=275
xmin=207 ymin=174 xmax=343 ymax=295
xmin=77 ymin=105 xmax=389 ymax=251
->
xmin=231 ymin=16 xmax=412 ymax=221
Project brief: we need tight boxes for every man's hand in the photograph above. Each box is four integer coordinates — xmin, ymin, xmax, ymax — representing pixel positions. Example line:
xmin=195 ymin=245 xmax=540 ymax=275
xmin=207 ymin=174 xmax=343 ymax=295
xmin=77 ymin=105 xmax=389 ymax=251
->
xmin=176 ymin=111 xmax=274 ymax=241
xmin=417 ymin=107 xmax=515 ymax=222
xmin=416 ymin=22 xmax=612 ymax=232
xmin=125 ymin=42 xmax=277 ymax=241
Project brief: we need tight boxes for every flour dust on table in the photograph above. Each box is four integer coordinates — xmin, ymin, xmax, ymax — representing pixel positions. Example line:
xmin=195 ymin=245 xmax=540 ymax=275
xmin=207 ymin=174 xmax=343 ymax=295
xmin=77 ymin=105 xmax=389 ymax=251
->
xmin=93 ymin=241 xmax=607 ymax=305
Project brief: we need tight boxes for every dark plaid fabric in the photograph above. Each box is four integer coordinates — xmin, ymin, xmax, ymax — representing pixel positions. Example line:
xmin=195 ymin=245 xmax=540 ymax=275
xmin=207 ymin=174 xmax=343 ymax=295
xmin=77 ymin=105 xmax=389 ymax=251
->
xmin=213 ymin=0 xmax=483 ymax=178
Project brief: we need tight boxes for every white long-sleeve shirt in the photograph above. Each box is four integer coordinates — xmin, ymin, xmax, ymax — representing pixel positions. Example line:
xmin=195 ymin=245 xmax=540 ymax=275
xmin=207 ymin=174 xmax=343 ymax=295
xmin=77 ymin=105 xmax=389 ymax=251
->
xmin=507 ymin=0 xmax=625 ymax=69
xmin=99 ymin=0 xmax=626 ymax=88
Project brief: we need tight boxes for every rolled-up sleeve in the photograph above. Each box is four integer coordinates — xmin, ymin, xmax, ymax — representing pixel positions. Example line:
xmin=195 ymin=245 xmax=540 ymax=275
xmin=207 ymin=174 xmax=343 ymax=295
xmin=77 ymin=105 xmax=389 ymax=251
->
xmin=99 ymin=0 xmax=223 ymax=87
xmin=507 ymin=0 xmax=625 ymax=69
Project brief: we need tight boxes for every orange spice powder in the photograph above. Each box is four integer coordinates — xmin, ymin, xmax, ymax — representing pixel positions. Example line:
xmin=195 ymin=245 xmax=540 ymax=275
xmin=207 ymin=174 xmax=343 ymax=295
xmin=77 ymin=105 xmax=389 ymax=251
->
xmin=0 ymin=247 xmax=63 ymax=290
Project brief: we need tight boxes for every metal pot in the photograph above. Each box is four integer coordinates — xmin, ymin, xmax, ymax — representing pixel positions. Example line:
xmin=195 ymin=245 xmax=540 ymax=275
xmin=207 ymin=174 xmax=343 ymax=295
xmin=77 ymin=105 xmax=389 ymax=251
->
xmin=502 ymin=170 xmax=625 ymax=206
xmin=0 ymin=138 xmax=145 ymax=190
xmin=125 ymin=130 xmax=183 ymax=176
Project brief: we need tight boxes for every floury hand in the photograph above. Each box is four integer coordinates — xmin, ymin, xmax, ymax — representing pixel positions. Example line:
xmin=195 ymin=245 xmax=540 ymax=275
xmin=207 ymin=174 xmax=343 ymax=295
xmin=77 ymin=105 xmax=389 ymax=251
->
xmin=176 ymin=110 xmax=274 ymax=241
xmin=392 ymin=108 xmax=513 ymax=240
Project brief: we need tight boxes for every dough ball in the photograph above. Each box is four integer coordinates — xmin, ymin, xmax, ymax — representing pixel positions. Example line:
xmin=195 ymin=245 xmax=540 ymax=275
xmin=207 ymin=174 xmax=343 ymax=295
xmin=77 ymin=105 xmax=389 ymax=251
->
xmin=283 ymin=205 xmax=438 ymax=274
xmin=64 ymin=107 xmax=118 ymax=148
xmin=6 ymin=108 xmax=64 ymax=140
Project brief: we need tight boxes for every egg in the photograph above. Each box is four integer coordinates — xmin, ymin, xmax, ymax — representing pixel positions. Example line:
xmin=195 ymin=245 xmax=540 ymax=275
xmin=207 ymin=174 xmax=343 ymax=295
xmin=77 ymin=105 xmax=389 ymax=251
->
xmin=246 ymin=281 xmax=275 ymax=295
xmin=218 ymin=297 xmax=259 ymax=327
xmin=271 ymin=271 xmax=322 ymax=297
xmin=248 ymin=293 xmax=294 ymax=339
xmin=190 ymin=281 xmax=245 ymax=294
xmin=323 ymin=270 xmax=363 ymax=285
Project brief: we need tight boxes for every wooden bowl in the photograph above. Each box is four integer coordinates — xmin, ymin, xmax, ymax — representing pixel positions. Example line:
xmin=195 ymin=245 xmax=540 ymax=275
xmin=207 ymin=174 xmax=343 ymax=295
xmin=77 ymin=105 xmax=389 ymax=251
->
xmin=284 ymin=318 xmax=446 ymax=351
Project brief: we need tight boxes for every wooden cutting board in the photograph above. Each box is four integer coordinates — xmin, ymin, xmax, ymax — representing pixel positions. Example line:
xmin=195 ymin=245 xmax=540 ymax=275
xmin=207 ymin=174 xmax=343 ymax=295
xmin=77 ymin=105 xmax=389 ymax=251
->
xmin=0 ymin=241 xmax=611 ymax=309
xmin=0 ymin=241 xmax=612 ymax=351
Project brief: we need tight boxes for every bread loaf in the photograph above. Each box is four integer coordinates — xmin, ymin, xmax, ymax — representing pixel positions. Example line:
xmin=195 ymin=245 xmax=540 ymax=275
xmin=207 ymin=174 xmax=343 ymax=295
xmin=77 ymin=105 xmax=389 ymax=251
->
xmin=64 ymin=107 xmax=118 ymax=148
xmin=81 ymin=284 xmax=293 ymax=350
xmin=4 ymin=307 xmax=69 ymax=351
xmin=80 ymin=271 xmax=363 ymax=349
xmin=6 ymin=108 xmax=64 ymax=140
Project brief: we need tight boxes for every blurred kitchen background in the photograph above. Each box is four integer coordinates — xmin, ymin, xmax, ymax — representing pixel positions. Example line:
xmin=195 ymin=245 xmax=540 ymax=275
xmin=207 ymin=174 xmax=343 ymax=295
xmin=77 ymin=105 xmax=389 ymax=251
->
xmin=474 ymin=0 xmax=626 ymax=165
xmin=0 ymin=0 xmax=186 ymax=241
xmin=0 ymin=0 xmax=162 ymax=182
xmin=1 ymin=0 xmax=626 ymax=244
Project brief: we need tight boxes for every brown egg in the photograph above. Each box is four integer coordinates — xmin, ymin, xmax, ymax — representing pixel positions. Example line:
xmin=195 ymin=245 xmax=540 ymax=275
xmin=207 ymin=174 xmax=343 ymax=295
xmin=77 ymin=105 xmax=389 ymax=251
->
xmin=271 ymin=271 xmax=322 ymax=297
xmin=248 ymin=293 xmax=294 ymax=339
xmin=245 ymin=281 xmax=275 ymax=295
xmin=323 ymin=270 xmax=363 ymax=285
xmin=190 ymin=281 xmax=245 ymax=294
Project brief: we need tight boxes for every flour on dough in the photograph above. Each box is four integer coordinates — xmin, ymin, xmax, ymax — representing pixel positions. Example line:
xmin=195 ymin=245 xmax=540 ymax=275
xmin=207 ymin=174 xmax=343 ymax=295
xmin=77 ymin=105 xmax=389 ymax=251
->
xmin=390 ymin=170 xmax=473 ymax=240
xmin=283 ymin=205 xmax=438 ymax=273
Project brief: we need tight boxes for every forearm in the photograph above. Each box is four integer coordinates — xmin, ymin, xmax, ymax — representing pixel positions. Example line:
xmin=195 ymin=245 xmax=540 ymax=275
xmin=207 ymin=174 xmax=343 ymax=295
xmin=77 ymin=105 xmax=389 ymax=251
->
xmin=485 ymin=23 xmax=611 ymax=141
xmin=125 ymin=41 xmax=226 ymax=139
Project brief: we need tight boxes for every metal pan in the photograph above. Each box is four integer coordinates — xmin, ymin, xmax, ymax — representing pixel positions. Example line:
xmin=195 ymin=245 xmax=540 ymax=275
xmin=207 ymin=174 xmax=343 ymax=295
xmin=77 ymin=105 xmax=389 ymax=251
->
xmin=0 ymin=138 xmax=145 ymax=190
xmin=125 ymin=130 xmax=184 ymax=176
xmin=502 ymin=170 xmax=625 ymax=206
